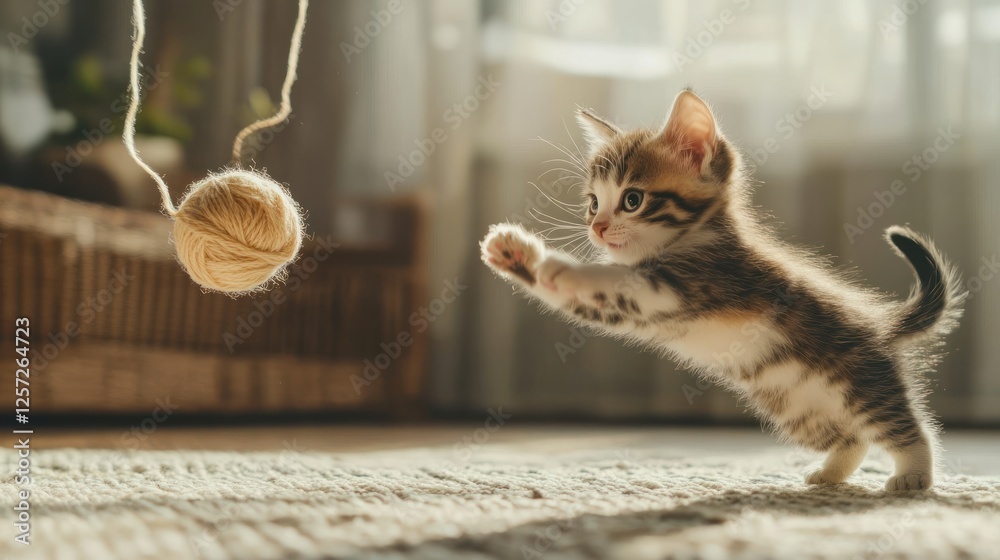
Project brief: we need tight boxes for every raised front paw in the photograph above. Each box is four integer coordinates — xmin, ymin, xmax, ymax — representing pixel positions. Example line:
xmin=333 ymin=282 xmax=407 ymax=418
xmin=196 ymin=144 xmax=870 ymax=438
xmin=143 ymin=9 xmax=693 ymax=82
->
xmin=482 ymin=223 xmax=544 ymax=285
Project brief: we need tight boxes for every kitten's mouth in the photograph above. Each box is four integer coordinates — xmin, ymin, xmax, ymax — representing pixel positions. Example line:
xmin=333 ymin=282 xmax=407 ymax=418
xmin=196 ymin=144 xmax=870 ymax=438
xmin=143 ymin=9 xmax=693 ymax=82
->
xmin=591 ymin=233 xmax=628 ymax=251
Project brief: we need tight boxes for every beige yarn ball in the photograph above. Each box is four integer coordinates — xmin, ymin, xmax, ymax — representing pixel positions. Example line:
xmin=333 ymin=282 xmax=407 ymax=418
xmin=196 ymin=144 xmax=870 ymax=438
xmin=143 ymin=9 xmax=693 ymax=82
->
xmin=172 ymin=169 xmax=304 ymax=294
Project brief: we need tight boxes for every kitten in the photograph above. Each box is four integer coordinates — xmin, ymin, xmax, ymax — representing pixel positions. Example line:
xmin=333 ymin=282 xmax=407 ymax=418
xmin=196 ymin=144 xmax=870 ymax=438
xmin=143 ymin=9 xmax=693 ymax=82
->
xmin=481 ymin=90 xmax=964 ymax=491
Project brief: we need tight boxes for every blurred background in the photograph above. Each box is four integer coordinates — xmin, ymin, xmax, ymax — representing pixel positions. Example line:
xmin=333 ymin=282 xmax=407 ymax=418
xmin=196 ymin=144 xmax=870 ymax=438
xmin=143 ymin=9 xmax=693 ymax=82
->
xmin=1 ymin=0 xmax=998 ymax=426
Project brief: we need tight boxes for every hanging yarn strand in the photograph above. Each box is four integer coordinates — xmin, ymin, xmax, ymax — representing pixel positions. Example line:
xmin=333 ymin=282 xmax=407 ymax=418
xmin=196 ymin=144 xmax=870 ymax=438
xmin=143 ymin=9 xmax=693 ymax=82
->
xmin=231 ymin=0 xmax=309 ymax=164
xmin=122 ymin=0 xmax=307 ymax=295
xmin=123 ymin=0 xmax=177 ymax=216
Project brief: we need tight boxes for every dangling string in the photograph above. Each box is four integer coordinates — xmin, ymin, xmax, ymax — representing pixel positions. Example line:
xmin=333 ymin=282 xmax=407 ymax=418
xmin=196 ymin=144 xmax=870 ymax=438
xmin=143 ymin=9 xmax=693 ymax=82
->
xmin=122 ymin=0 xmax=309 ymax=216
xmin=123 ymin=0 xmax=177 ymax=216
xmin=231 ymin=0 xmax=309 ymax=164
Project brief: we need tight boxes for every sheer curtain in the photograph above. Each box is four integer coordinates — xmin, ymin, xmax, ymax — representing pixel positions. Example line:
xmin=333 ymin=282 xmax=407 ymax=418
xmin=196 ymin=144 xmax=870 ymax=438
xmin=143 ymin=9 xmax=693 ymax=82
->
xmin=408 ymin=0 xmax=998 ymax=423
xmin=218 ymin=0 xmax=998 ymax=422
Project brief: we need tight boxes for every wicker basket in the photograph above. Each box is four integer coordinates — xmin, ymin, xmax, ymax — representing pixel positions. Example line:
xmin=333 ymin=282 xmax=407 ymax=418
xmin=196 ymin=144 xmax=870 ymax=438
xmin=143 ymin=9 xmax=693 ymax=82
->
xmin=0 ymin=185 xmax=427 ymax=416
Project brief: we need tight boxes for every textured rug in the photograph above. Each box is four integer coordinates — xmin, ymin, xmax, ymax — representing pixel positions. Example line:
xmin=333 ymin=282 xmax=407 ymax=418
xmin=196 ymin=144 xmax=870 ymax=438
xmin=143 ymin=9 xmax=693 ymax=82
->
xmin=2 ymin=442 xmax=999 ymax=559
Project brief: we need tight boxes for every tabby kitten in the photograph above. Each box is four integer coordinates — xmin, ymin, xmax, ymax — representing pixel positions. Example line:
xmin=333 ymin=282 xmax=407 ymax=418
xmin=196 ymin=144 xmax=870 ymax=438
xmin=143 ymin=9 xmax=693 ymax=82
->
xmin=481 ymin=90 xmax=964 ymax=491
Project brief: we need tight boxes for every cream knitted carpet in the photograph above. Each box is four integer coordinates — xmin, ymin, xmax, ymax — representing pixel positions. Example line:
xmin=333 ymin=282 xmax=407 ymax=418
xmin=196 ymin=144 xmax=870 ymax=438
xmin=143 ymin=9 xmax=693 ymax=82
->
xmin=2 ymin=434 xmax=999 ymax=559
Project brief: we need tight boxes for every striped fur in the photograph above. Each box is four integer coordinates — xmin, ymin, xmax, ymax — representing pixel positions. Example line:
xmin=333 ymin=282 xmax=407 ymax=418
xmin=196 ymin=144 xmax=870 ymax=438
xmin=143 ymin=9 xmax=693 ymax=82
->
xmin=482 ymin=90 xmax=965 ymax=491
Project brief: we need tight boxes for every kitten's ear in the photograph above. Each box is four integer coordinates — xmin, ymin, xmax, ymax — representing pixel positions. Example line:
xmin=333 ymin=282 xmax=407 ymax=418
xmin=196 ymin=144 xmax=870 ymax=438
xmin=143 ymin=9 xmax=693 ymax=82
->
xmin=658 ymin=90 xmax=717 ymax=173
xmin=576 ymin=108 xmax=621 ymax=156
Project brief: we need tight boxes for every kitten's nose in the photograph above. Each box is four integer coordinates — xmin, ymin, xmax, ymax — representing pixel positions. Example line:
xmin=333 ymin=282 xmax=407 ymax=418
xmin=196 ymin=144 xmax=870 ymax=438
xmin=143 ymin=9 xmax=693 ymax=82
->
xmin=593 ymin=221 xmax=610 ymax=239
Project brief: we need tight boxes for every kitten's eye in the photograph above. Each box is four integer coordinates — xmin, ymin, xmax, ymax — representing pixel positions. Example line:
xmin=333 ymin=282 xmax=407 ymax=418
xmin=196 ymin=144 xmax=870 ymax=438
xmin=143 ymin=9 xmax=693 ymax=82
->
xmin=589 ymin=196 xmax=599 ymax=214
xmin=622 ymin=190 xmax=643 ymax=212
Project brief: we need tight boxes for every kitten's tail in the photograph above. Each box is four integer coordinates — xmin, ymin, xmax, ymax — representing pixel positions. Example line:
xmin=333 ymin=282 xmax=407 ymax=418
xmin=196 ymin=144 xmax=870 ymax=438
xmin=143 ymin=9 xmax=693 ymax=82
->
xmin=886 ymin=226 xmax=965 ymax=341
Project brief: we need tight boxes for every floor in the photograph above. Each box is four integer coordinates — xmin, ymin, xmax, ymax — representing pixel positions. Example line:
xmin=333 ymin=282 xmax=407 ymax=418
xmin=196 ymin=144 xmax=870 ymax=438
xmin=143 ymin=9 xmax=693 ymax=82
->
xmin=4 ymin=425 xmax=999 ymax=560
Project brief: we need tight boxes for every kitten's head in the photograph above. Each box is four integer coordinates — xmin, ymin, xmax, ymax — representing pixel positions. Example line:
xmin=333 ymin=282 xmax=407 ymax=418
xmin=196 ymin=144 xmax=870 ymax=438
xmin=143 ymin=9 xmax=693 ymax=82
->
xmin=577 ymin=90 xmax=738 ymax=264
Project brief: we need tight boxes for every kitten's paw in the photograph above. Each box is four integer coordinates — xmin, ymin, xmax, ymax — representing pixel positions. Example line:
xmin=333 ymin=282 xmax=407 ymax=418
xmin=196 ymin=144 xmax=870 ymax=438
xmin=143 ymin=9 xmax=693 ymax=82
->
xmin=805 ymin=468 xmax=848 ymax=485
xmin=482 ymin=224 xmax=543 ymax=285
xmin=885 ymin=473 xmax=933 ymax=492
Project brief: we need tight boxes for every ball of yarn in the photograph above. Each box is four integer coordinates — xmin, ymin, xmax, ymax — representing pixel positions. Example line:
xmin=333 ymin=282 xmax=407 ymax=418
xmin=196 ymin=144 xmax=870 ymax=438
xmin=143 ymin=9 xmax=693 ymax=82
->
xmin=172 ymin=169 xmax=304 ymax=294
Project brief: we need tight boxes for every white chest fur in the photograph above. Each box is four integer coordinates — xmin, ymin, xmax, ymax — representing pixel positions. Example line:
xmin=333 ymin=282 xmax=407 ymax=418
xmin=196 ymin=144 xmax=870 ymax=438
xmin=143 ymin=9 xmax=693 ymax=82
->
xmin=665 ymin=314 xmax=785 ymax=374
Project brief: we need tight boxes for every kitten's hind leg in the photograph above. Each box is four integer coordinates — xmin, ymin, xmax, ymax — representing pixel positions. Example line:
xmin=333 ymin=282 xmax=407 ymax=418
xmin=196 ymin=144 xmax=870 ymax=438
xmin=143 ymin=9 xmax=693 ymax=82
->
xmin=885 ymin=437 xmax=934 ymax=491
xmin=868 ymin=401 xmax=936 ymax=491
xmin=805 ymin=439 xmax=868 ymax=485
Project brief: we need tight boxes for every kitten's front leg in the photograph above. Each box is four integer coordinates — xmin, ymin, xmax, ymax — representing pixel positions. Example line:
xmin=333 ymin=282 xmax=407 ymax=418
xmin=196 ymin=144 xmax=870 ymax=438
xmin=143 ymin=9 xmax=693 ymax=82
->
xmin=534 ymin=258 xmax=685 ymax=339
xmin=536 ymin=256 xmax=625 ymax=309
xmin=481 ymin=223 xmax=621 ymax=310
xmin=482 ymin=223 xmax=679 ymax=323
